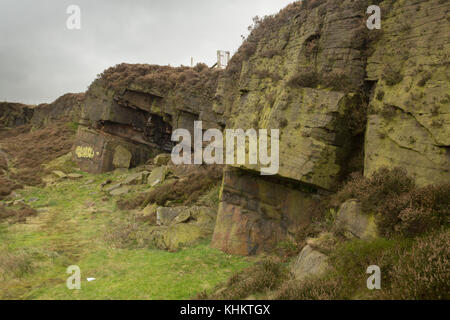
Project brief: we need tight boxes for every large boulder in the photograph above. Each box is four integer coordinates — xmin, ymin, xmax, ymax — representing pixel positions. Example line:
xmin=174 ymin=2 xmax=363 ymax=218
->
xmin=112 ymin=145 xmax=132 ymax=169
xmin=164 ymin=224 xmax=205 ymax=252
xmin=148 ymin=166 xmax=167 ymax=187
xmin=335 ymin=200 xmax=378 ymax=240
xmin=291 ymin=245 xmax=329 ymax=281
xmin=156 ymin=207 xmax=184 ymax=226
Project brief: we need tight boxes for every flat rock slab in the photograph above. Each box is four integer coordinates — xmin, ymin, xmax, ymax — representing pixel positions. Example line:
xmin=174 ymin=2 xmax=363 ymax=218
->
xmin=105 ymin=183 xmax=123 ymax=193
xmin=122 ymin=171 xmax=150 ymax=185
xmin=67 ymin=173 xmax=83 ymax=179
xmin=52 ymin=170 xmax=67 ymax=178
xmin=109 ymin=186 xmax=130 ymax=196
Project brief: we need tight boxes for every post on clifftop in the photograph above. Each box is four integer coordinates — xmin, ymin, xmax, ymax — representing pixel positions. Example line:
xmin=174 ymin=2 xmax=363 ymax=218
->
xmin=216 ymin=50 xmax=230 ymax=69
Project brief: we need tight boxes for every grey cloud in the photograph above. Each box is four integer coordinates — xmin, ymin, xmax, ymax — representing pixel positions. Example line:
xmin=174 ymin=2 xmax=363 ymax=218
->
xmin=0 ymin=0 xmax=290 ymax=104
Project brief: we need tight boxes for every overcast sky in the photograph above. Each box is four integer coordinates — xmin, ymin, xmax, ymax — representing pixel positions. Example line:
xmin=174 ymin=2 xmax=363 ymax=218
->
xmin=0 ymin=0 xmax=292 ymax=104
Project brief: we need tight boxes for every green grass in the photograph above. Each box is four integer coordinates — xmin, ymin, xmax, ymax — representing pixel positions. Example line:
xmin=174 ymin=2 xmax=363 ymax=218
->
xmin=0 ymin=170 xmax=252 ymax=300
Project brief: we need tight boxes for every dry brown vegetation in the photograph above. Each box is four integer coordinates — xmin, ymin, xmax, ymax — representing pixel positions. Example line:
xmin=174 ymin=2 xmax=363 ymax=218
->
xmin=117 ymin=165 xmax=223 ymax=210
xmin=0 ymin=204 xmax=37 ymax=224
xmin=0 ymin=121 xmax=77 ymax=197
xmin=332 ymin=167 xmax=449 ymax=238
xmin=0 ymin=245 xmax=35 ymax=280
xmin=196 ymin=258 xmax=288 ymax=300
xmin=225 ymin=1 xmax=304 ymax=77
xmin=384 ymin=230 xmax=449 ymax=300
xmin=91 ymin=63 xmax=222 ymax=100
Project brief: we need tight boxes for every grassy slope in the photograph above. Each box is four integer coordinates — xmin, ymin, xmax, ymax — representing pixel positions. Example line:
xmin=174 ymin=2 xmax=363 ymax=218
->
xmin=0 ymin=169 xmax=252 ymax=300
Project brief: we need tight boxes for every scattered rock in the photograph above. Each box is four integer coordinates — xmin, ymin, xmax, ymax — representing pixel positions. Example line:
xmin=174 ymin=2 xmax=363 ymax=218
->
xmin=52 ymin=170 xmax=67 ymax=179
xmin=105 ymin=183 xmax=122 ymax=193
xmin=291 ymin=245 xmax=329 ymax=281
xmin=150 ymin=206 xmax=217 ymax=251
xmin=28 ymin=197 xmax=39 ymax=203
xmin=101 ymin=179 xmax=112 ymax=188
xmin=13 ymin=199 xmax=25 ymax=206
xmin=67 ymin=173 xmax=83 ymax=179
xmin=139 ymin=204 xmax=157 ymax=225
xmin=335 ymin=200 xmax=378 ymax=240
xmin=109 ymin=186 xmax=129 ymax=196
xmin=306 ymin=232 xmax=338 ymax=255
xmin=122 ymin=171 xmax=150 ymax=185
xmin=172 ymin=210 xmax=192 ymax=224
xmin=156 ymin=207 xmax=184 ymax=226
xmin=148 ymin=166 xmax=167 ymax=187
xmin=84 ymin=179 xmax=95 ymax=185
xmin=154 ymin=153 xmax=171 ymax=166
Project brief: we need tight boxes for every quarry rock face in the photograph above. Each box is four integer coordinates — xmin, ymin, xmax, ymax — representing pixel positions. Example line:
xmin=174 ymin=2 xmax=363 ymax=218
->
xmin=60 ymin=0 xmax=449 ymax=256
xmin=212 ymin=0 xmax=371 ymax=254
xmin=0 ymin=102 xmax=34 ymax=128
xmin=30 ymin=93 xmax=84 ymax=128
xmin=211 ymin=167 xmax=320 ymax=256
xmin=364 ymin=0 xmax=450 ymax=187
xmin=214 ymin=0 xmax=370 ymax=191
xmin=73 ymin=126 xmax=154 ymax=173
xmin=72 ymin=64 xmax=222 ymax=173
xmin=211 ymin=0 xmax=450 ymax=255
xmin=0 ymin=93 xmax=84 ymax=131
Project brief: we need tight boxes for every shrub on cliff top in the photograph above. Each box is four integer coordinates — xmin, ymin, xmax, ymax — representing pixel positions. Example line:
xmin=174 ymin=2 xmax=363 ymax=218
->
xmin=91 ymin=63 xmax=221 ymax=99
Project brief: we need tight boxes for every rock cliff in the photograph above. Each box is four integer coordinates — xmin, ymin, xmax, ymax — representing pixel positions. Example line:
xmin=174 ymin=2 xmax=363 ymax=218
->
xmin=36 ymin=0 xmax=449 ymax=255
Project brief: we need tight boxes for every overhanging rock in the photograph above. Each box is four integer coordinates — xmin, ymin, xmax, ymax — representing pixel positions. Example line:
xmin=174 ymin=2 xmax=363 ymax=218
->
xmin=211 ymin=167 xmax=323 ymax=256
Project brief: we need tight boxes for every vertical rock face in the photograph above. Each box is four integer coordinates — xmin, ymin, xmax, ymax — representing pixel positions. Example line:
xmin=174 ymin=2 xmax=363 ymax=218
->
xmin=214 ymin=0 xmax=370 ymax=191
xmin=211 ymin=0 xmax=372 ymax=254
xmin=364 ymin=0 xmax=450 ymax=187
xmin=73 ymin=64 xmax=223 ymax=173
xmin=30 ymin=93 xmax=85 ymax=128
xmin=211 ymin=0 xmax=450 ymax=255
xmin=61 ymin=0 xmax=449 ymax=255
xmin=0 ymin=102 xmax=34 ymax=128
xmin=0 ymin=93 xmax=84 ymax=130
xmin=211 ymin=167 xmax=321 ymax=256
